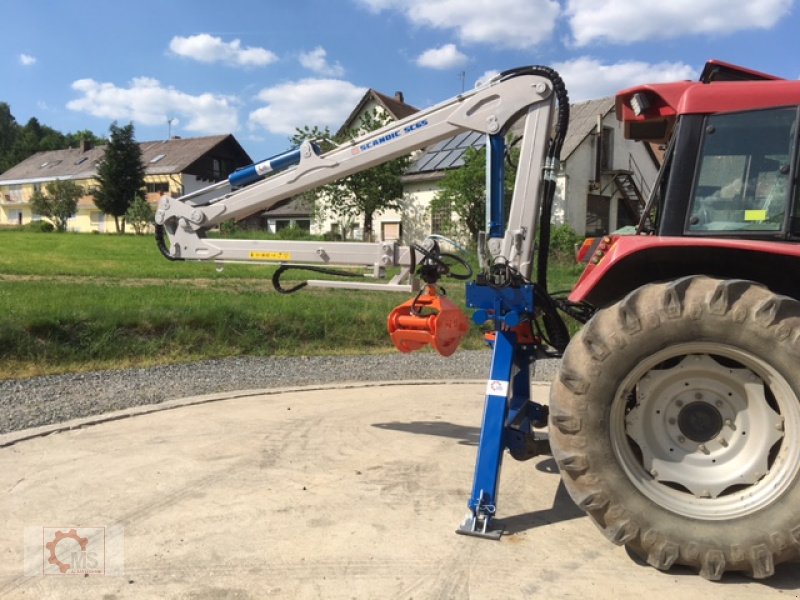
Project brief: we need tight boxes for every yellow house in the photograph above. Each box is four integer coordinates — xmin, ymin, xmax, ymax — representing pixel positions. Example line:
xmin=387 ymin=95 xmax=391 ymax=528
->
xmin=0 ymin=135 xmax=251 ymax=232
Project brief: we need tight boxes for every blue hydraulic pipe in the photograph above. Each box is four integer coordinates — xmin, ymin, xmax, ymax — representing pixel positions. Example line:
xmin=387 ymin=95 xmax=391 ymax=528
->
xmin=486 ymin=134 xmax=505 ymax=239
xmin=228 ymin=147 xmax=307 ymax=188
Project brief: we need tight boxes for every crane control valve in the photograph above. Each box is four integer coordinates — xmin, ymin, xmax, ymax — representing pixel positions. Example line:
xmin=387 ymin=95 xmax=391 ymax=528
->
xmin=387 ymin=285 xmax=469 ymax=357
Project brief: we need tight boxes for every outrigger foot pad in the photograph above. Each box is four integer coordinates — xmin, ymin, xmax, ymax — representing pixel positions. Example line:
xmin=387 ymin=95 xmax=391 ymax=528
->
xmin=455 ymin=512 xmax=503 ymax=540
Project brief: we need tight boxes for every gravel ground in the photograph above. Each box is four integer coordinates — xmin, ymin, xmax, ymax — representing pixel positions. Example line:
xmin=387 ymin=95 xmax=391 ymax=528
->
xmin=0 ymin=351 xmax=560 ymax=435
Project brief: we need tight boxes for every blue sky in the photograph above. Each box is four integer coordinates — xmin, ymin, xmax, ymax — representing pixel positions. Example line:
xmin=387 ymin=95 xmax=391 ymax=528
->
xmin=2 ymin=0 xmax=798 ymax=162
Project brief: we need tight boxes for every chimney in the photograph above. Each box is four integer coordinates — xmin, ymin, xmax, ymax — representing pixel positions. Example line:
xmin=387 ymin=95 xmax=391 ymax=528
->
xmin=394 ymin=91 xmax=404 ymax=104
xmin=80 ymin=139 xmax=93 ymax=153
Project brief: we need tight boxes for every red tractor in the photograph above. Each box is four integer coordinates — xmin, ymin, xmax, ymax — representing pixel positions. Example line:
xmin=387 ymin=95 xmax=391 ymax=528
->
xmin=550 ymin=61 xmax=800 ymax=579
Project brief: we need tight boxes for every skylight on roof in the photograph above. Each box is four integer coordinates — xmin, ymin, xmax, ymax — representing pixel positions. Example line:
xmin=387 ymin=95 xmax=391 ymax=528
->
xmin=150 ymin=154 xmax=166 ymax=163
xmin=74 ymin=157 xmax=88 ymax=165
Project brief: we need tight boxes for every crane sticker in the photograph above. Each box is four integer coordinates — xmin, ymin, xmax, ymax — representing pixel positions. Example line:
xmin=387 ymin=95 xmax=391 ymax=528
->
xmin=250 ymin=251 xmax=292 ymax=261
xmin=351 ymin=119 xmax=429 ymax=155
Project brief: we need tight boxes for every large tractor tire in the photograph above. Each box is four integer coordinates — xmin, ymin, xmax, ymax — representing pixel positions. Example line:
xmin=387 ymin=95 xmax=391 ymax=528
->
xmin=549 ymin=276 xmax=800 ymax=579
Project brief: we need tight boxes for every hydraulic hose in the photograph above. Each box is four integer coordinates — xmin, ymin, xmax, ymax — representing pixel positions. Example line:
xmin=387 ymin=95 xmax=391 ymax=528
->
xmin=154 ymin=224 xmax=183 ymax=261
xmin=499 ymin=66 xmax=571 ymax=353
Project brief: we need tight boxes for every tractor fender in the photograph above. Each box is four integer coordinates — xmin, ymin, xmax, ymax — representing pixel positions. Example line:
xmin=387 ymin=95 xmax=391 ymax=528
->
xmin=569 ymin=235 xmax=800 ymax=308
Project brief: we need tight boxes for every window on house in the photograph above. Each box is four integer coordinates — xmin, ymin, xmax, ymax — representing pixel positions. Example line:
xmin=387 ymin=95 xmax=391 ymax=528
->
xmin=212 ymin=158 xmax=222 ymax=180
xmin=595 ymin=126 xmax=614 ymax=179
xmin=586 ymin=194 xmax=611 ymax=236
xmin=600 ymin=127 xmax=614 ymax=171
xmin=150 ymin=154 xmax=166 ymax=164
xmin=146 ymin=182 xmax=170 ymax=194
xmin=431 ymin=201 xmax=452 ymax=234
xmin=381 ymin=221 xmax=402 ymax=241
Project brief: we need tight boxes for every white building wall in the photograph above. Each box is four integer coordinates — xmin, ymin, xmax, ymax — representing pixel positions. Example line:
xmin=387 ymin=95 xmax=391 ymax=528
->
xmin=553 ymin=111 xmax=659 ymax=237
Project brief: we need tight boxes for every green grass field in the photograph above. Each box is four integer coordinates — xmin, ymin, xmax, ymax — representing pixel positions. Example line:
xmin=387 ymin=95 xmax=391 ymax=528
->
xmin=0 ymin=231 xmax=583 ymax=379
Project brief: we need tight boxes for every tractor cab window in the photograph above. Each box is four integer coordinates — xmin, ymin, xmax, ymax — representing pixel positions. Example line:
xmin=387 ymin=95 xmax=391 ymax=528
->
xmin=686 ymin=107 xmax=797 ymax=235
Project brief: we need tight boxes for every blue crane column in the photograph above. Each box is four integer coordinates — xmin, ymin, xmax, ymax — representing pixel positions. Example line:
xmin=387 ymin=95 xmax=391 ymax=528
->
xmin=457 ymin=134 xmax=547 ymax=539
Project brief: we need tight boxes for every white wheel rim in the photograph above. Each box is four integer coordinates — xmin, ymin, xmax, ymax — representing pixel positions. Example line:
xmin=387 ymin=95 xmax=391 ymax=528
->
xmin=610 ymin=342 xmax=800 ymax=520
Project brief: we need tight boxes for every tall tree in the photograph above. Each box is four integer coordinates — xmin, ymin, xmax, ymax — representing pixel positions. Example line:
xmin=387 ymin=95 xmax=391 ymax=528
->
xmin=93 ymin=122 xmax=145 ymax=233
xmin=291 ymin=109 xmax=409 ymax=241
xmin=29 ymin=180 xmax=83 ymax=232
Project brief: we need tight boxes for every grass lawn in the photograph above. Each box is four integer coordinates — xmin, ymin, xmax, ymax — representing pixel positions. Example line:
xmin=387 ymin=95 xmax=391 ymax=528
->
xmin=0 ymin=231 xmax=583 ymax=379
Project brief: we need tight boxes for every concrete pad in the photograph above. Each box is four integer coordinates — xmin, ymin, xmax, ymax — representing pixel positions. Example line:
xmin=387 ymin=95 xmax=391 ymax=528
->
xmin=0 ymin=382 xmax=797 ymax=599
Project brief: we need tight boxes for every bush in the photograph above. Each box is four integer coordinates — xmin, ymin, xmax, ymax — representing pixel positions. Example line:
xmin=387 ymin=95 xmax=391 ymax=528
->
xmin=26 ymin=220 xmax=55 ymax=233
xmin=276 ymin=225 xmax=317 ymax=241
xmin=125 ymin=196 xmax=155 ymax=235
xmin=548 ymin=223 xmax=581 ymax=261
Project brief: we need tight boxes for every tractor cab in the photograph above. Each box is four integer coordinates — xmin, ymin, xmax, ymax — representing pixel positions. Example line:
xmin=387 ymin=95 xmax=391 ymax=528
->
xmin=571 ymin=62 xmax=800 ymax=307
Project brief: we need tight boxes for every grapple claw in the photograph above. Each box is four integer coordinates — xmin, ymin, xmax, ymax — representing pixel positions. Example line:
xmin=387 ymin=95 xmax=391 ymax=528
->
xmin=387 ymin=286 xmax=469 ymax=357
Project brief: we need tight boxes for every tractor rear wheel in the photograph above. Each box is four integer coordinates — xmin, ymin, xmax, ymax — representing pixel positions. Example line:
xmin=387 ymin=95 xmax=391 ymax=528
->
xmin=549 ymin=276 xmax=800 ymax=579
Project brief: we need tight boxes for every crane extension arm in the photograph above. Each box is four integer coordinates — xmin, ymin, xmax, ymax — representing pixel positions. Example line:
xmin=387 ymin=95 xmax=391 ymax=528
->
xmin=154 ymin=68 xmax=559 ymax=292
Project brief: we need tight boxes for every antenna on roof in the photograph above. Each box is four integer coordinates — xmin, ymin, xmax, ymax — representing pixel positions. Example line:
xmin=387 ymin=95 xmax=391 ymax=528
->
xmin=167 ymin=117 xmax=175 ymax=139
xmin=459 ymin=71 xmax=466 ymax=93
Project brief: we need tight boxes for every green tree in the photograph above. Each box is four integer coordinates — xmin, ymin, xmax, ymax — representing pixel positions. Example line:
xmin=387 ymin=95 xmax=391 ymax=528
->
xmin=430 ymin=147 xmax=486 ymax=242
xmin=125 ymin=196 xmax=154 ymax=235
xmin=429 ymin=144 xmax=520 ymax=243
xmin=64 ymin=129 xmax=104 ymax=148
xmin=29 ymin=180 xmax=83 ymax=232
xmin=0 ymin=103 xmax=103 ymax=175
xmin=291 ymin=109 xmax=409 ymax=242
xmin=93 ymin=122 xmax=145 ymax=233
xmin=0 ymin=103 xmax=19 ymax=173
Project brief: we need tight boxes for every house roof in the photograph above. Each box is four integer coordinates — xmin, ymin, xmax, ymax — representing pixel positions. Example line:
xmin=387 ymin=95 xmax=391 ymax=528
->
xmin=0 ymin=134 xmax=248 ymax=184
xmin=560 ymin=97 xmax=615 ymax=160
xmin=337 ymin=89 xmax=418 ymax=135
xmin=263 ymin=196 xmax=313 ymax=218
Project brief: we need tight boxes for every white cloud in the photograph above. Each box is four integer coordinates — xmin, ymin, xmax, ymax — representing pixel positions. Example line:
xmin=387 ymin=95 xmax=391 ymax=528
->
xmin=416 ymin=44 xmax=467 ymax=70
xmin=299 ymin=47 xmax=345 ymax=77
xmin=67 ymin=77 xmax=239 ymax=133
xmin=356 ymin=0 xmax=560 ymax=49
xmin=169 ymin=33 xmax=278 ymax=67
xmin=19 ymin=53 xmax=36 ymax=66
xmin=249 ymin=79 xmax=367 ymax=136
xmin=553 ymin=57 xmax=697 ymax=102
xmin=567 ymin=0 xmax=793 ymax=46
xmin=474 ymin=70 xmax=500 ymax=88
